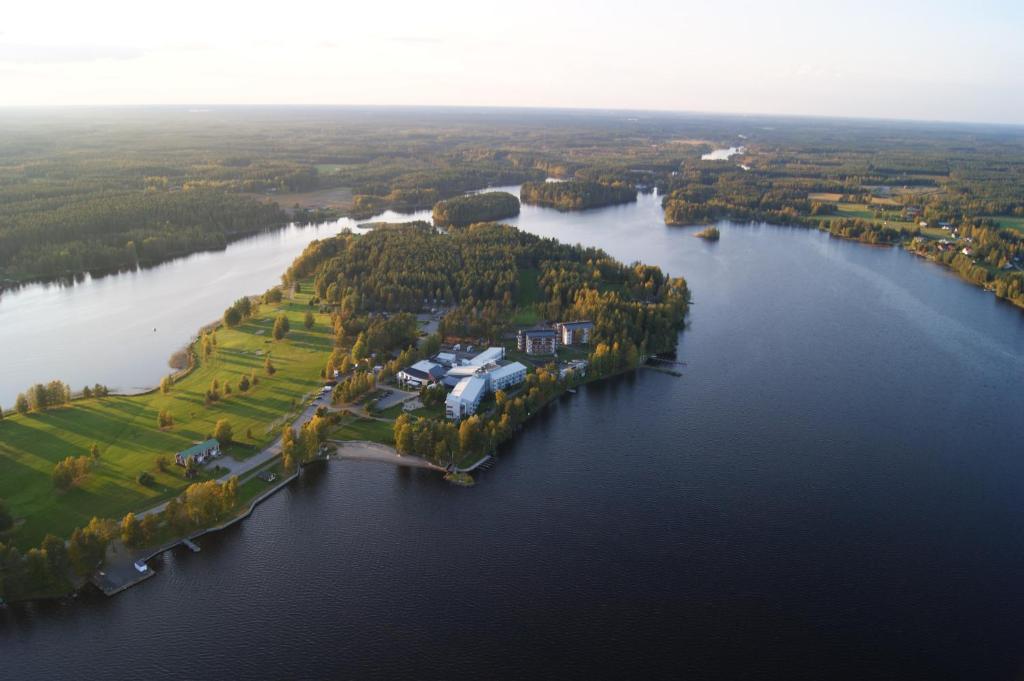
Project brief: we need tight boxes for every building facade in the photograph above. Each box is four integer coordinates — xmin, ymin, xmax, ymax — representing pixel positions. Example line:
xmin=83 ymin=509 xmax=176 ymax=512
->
xmin=556 ymin=320 xmax=594 ymax=346
xmin=488 ymin=362 xmax=528 ymax=391
xmin=517 ymin=328 xmax=559 ymax=355
xmin=445 ymin=376 xmax=487 ymax=422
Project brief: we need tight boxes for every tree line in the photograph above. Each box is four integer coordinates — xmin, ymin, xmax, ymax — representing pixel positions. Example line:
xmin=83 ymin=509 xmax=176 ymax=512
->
xmin=520 ymin=180 xmax=637 ymax=211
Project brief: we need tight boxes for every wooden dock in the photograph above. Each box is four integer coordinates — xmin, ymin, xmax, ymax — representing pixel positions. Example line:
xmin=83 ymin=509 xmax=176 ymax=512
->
xmin=181 ymin=538 xmax=201 ymax=553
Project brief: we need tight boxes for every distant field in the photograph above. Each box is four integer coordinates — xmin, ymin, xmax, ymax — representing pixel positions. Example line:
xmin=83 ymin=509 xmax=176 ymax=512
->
xmin=255 ymin=186 xmax=353 ymax=214
xmin=808 ymin=192 xmax=843 ymax=202
xmin=869 ymin=196 xmax=901 ymax=206
xmin=836 ymin=203 xmax=877 ymax=220
xmin=0 ymin=287 xmax=333 ymax=547
xmin=988 ymin=216 xmax=1024 ymax=234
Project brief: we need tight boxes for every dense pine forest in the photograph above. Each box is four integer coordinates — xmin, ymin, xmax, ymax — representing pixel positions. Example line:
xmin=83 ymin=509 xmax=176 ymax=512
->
xmin=285 ymin=221 xmax=690 ymax=355
xmin=520 ymin=180 xmax=637 ymax=211
xmin=432 ymin=191 xmax=520 ymax=226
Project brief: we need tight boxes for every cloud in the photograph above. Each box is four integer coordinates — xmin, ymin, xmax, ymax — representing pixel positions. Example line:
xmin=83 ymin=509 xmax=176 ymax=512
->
xmin=0 ymin=43 xmax=147 ymax=64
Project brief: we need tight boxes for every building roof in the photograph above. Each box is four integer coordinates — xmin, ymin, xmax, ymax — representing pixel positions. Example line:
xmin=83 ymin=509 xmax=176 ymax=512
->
xmin=489 ymin=362 xmax=527 ymax=383
xmin=447 ymin=364 xmax=483 ymax=378
xmin=402 ymin=360 xmax=444 ymax=381
xmin=411 ymin=360 xmax=439 ymax=373
xmin=520 ymin=327 xmax=557 ymax=338
xmin=177 ymin=438 xmax=219 ymax=459
xmin=449 ymin=376 xmax=487 ymax=403
xmin=558 ymin=320 xmax=594 ymax=329
xmin=469 ymin=347 xmax=505 ymax=365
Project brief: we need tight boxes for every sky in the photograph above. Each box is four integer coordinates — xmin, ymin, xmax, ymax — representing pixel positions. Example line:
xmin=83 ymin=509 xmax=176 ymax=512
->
xmin=1 ymin=0 xmax=1022 ymax=124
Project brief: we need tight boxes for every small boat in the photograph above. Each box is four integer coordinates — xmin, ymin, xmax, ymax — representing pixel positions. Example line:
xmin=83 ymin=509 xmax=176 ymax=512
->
xmin=567 ymin=388 xmax=577 ymax=394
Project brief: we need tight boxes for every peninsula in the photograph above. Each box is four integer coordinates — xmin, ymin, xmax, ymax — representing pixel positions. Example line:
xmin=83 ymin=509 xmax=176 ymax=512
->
xmin=0 ymin=220 xmax=688 ymax=602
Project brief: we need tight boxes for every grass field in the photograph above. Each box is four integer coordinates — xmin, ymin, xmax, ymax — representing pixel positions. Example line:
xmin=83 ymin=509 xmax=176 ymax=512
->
xmin=511 ymin=267 xmax=542 ymax=326
xmin=0 ymin=288 xmax=333 ymax=548
xmin=987 ymin=216 xmax=1024 ymax=234
xmin=329 ymin=417 xmax=395 ymax=445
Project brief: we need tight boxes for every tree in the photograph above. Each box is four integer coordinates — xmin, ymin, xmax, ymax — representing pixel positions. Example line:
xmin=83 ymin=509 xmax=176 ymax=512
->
xmin=89 ymin=443 xmax=101 ymax=460
xmin=68 ymin=518 xmax=111 ymax=576
xmin=158 ymin=408 xmax=174 ymax=429
xmin=160 ymin=375 xmax=173 ymax=394
xmin=238 ymin=374 xmax=250 ymax=392
xmin=264 ymin=354 xmax=276 ymax=375
xmin=53 ymin=456 xmax=92 ymax=491
xmin=0 ymin=498 xmax=12 ymax=532
xmin=281 ymin=425 xmax=297 ymax=473
xmin=304 ymin=310 xmax=315 ymax=330
xmin=221 ymin=476 xmax=239 ymax=514
xmin=165 ymin=497 xmax=188 ymax=534
xmin=394 ymin=414 xmax=414 ymax=454
xmin=458 ymin=416 xmax=486 ymax=459
xmin=137 ymin=471 xmax=155 ymax=486
xmin=156 ymin=455 xmax=170 ymax=473
xmin=120 ymin=512 xmax=142 ymax=548
xmin=41 ymin=534 xmax=68 ymax=578
xmin=213 ymin=419 xmax=233 ymax=447
xmin=15 ymin=393 xmax=29 ymax=415
xmin=272 ymin=313 xmax=290 ymax=340
xmin=0 ymin=405 xmax=4 ymax=421
xmin=139 ymin=514 xmax=159 ymax=545
xmin=351 ymin=332 xmax=368 ymax=362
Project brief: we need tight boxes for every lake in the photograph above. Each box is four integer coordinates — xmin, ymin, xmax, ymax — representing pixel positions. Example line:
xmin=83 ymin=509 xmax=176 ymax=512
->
xmin=4 ymin=191 xmax=1024 ymax=679
xmin=0 ymin=209 xmax=429 ymax=408
xmin=701 ymin=146 xmax=746 ymax=160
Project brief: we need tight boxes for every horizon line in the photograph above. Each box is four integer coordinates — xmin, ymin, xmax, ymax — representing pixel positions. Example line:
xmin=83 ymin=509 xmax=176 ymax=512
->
xmin=0 ymin=102 xmax=1022 ymax=130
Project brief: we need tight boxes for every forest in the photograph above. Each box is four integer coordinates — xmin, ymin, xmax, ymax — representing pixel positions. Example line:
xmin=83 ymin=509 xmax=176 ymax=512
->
xmin=432 ymin=191 xmax=520 ymax=227
xmin=286 ymin=221 xmax=689 ymax=356
xmin=1 ymin=107 xmax=1022 ymax=303
xmin=520 ymin=180 xmax=637 ymax=211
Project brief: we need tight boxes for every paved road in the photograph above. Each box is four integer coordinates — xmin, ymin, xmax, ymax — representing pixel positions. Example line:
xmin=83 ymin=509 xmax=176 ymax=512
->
xmin=136 ymin=397 xmax=326 ymax=519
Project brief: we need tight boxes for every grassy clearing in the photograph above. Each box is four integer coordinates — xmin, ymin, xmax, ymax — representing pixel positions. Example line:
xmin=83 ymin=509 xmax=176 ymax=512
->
xmin=516 ymin=267 xmax=541 ymax=306
xmin=511 ymin=267 xmax=543 ymax=326
xmin=329 ymin=417 xmax=395 ymax=445
xmin=987 ymin=216 xmax=1024 ymax=234
xmin=808 ymin=192 xmax=843 ymax=202
xmin=0 ymin=287 xmax=333 ymax=548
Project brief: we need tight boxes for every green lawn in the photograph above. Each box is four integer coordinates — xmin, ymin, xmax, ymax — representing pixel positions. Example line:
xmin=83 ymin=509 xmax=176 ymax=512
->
xmin=516 ymin=267 xmax=541 ymax=306
xmin=0 ymin=287 xmax=333 ymax=548
xmin=511 ymin=267 xmax=542 ymax=326
xmin=329 ymin=417 xmax=395 ymax=445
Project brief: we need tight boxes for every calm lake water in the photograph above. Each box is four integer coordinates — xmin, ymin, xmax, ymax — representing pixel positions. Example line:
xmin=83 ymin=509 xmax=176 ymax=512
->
xmin=0 ymin=210 xmax=429 ymax=407
xmin=5 ymin=191 xmax=1024 ymax=679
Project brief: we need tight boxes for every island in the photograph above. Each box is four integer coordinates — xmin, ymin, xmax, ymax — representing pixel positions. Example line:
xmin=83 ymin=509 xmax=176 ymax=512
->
xmin=694 ymin=226 xmax=720 ymax=241
xmin=520 ymin=180 xmax=637 ymax=211
xmin=432 ymin=191 xmax=520 ymax=227
xmin=0 ymin=221 xmax=688 ymax=603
